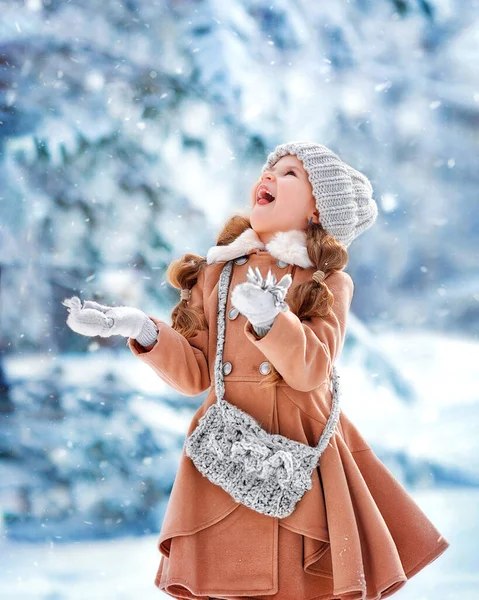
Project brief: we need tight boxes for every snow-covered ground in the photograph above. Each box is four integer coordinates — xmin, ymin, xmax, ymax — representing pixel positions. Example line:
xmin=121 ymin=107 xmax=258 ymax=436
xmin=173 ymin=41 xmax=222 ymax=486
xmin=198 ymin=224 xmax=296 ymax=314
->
xmin=1 ymin=329 xmax=476 ymax=599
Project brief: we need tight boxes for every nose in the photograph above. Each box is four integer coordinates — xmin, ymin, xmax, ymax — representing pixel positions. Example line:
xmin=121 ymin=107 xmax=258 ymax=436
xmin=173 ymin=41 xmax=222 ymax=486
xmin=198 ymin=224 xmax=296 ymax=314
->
xmin=261 ymin=170 xmax=274 ymax=182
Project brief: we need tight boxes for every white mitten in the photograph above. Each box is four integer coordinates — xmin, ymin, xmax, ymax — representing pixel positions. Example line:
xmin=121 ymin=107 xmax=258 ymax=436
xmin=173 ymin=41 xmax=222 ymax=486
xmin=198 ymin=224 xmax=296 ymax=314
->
xmin=231 ymin=267 xmax=292 ymax=335
xmin=62 ymin=296 xmax=159 ymax=346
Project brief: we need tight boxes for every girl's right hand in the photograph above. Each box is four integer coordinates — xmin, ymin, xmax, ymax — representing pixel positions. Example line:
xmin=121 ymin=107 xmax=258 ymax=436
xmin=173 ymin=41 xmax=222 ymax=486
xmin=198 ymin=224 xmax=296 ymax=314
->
xmin=62 ymin=296 xmax=154 ymax=340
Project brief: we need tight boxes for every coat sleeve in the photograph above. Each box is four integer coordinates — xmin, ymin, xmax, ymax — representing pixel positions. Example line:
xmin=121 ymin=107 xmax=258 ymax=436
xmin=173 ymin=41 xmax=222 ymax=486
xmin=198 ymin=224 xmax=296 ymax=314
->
xmin=127 ymin=267 xmax=210 ymax=397
xmin=243 ymin=270 xmax=354 ymax=392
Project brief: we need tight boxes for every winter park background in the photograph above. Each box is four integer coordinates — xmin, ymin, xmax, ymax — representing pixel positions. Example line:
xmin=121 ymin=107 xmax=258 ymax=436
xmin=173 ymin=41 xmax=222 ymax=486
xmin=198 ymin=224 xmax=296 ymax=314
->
xmin=0 ymin=0 xmax=478 ymax=598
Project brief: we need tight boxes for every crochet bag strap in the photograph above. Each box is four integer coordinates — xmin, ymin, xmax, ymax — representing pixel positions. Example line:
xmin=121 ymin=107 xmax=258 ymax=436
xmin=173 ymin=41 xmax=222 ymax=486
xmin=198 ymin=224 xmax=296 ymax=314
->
xmin=212 ymin=259 xmax=234 ymax=407
xmin=213 ymin=259 xmax=341 ymax=457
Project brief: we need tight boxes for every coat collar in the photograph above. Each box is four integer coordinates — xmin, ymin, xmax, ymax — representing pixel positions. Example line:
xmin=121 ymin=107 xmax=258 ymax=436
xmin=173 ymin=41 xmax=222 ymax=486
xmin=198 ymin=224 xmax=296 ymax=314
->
xmin=206 ymin=227 xmax=314 ymax=269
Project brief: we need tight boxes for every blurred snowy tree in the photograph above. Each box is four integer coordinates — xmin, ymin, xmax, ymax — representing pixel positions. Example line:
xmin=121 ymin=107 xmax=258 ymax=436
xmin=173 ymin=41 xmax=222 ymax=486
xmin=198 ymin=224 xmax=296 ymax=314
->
xmin=0 ymin=355 xmax=205 ymax=541
xmin=0 ymin=0 xmax=478 ymax=351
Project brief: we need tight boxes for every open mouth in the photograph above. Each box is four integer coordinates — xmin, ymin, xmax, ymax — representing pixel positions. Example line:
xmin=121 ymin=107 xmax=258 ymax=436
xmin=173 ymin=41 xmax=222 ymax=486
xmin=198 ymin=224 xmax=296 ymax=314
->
xmin=256 ymin=186 xmax=275 ymax=205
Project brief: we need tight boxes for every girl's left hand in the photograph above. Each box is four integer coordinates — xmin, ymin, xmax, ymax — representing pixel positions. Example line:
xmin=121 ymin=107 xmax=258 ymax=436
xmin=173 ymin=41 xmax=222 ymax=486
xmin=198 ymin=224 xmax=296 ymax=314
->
xmin=231 ymin=266 xmax=292 ymax=328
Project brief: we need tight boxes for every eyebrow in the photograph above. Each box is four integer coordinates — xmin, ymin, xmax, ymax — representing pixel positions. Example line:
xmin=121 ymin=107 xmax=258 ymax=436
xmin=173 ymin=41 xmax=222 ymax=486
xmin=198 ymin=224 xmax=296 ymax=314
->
xmin=268 ymin=164 xmax=302 ymax=173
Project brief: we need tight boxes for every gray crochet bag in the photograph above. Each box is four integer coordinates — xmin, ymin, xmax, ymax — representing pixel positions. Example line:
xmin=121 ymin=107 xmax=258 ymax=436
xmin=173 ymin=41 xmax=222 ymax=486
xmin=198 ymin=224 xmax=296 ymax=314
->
xmin=185 ymin=259 xmax=342 ymax=519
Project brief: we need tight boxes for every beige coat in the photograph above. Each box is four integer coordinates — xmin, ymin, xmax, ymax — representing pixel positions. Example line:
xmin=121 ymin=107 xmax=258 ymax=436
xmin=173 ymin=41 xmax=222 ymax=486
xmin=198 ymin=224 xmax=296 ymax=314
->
xmin=128 ymin=228 xmax=450 ymax=599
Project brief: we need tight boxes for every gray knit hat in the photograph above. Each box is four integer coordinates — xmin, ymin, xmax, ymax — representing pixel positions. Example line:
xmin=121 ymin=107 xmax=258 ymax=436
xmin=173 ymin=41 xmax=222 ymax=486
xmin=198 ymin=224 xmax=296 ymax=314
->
xmin=261 ymin=141 xmax=378 ymax=249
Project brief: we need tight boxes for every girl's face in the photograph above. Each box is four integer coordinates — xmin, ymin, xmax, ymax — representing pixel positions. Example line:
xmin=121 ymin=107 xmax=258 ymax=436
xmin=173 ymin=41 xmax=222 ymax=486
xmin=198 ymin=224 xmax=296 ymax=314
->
xmin=249 ymin=155 xmax=319 ymax=242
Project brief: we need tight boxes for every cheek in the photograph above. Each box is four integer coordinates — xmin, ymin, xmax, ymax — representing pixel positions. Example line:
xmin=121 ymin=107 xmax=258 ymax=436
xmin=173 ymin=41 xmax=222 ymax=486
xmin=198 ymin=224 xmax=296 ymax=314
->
xmin=275 ymin=194 xmax=308 ymax=219
xmin=291 ymin=184 xmax=314 ymax=210
xmin=273 ymin=199 xmax=294 ymax=216
xmin=279 ymin=182 xmax=300 ymax=203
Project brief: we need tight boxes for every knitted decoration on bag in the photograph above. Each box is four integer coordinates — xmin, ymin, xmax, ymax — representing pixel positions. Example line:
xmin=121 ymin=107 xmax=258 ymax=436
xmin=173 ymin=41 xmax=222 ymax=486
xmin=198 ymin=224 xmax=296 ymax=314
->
xmin=185 ymin=260 xmax=342 ymax=519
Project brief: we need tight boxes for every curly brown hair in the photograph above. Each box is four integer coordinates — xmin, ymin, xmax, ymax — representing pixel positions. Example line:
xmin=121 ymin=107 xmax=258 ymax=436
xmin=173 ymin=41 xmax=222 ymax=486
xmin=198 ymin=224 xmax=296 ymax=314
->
xmin=166 ymin=214 xmax=349 ymax=389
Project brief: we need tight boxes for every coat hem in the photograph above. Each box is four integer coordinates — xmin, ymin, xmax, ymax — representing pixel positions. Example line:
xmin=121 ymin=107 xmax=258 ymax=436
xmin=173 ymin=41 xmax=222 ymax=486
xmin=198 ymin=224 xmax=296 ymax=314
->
xmin=330 ymin=573 xmax=404 ymax=600
xmin=157 ymin=578 xmax=279 ymax=598
xmin=329 ymin=537 xmax=450 ymax=600
xmin=154 ymin=530 xmax=450 ymax=600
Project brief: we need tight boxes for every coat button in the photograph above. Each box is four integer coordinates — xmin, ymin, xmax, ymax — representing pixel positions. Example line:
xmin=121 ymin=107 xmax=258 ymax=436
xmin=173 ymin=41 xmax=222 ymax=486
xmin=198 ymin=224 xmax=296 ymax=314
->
xmin=223 ymin=362 xmax=232 ymax=375
xmin=277 ymin=259 xmax=289 ymax=268
xmin=234 ymin=255 xmax=248 ymax=265
xmin=228 ymin=307 xmax=239 ymax=320
xmin=259 ymin=361 xmax=271 ymax=375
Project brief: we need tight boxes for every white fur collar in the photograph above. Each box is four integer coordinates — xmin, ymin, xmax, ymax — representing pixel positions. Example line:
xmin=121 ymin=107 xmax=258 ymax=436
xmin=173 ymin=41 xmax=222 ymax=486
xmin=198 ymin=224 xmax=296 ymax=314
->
xmin=206 ymin=227 xmax=314 ymax=269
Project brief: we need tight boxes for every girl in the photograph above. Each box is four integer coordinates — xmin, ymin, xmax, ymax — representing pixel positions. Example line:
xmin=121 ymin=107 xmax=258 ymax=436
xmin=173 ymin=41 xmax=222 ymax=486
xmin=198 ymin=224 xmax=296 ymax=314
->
xmin=64 ymin=141 xmax=449 ymax=600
